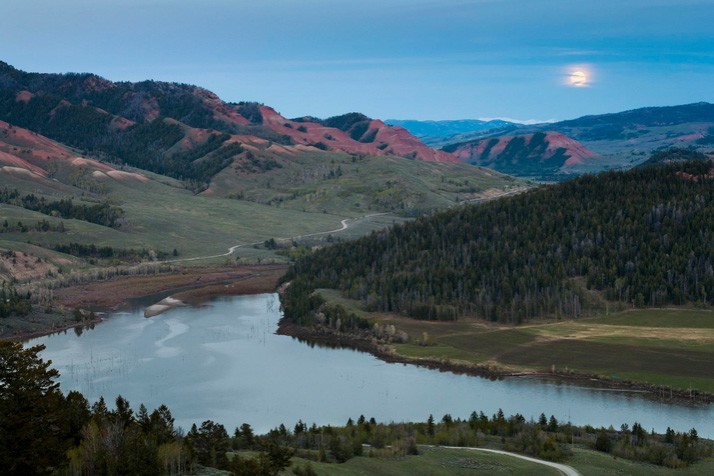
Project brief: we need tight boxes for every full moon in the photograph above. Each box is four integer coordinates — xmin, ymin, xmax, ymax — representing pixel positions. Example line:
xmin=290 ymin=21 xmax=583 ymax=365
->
xmin=570 ymin=70 xmax=587 ymax=87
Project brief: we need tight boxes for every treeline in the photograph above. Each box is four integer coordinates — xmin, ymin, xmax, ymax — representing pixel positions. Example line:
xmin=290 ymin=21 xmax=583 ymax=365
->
xmin=0 ymin=280 xmax=31 ymax=317
xmin=0 ymin=188 xmax=123 ymax=228
xmin=53 ymin=242 xmax=168 ymax=262
xmin=283 ymin=159 xmax=714 ymax=324
xmin=1 ymin=218 xmax=65 ymax=233
xmin=245 ymin=411 xmax=709 ymax=470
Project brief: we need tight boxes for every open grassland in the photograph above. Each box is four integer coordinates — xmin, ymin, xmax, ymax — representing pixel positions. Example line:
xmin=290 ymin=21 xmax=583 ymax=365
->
xmin=289 ymin=446 xmax=562 ymax=475
xmin=211 ymin=150 xmax=523 ymax=214
xmin=0 ymin=173 xmax=383 ymax=269
xmin=0 ymin=149 xmax=521 ymax=275
xmin=568 ymin=447 xmax=714 ymax=475
xmin=102 ymin=177 xmax=347 ymax=257
xmin=281 ymin=446 xmax=714 ymax=475
xmin=316 ymin=289 xmax=714 ymax=393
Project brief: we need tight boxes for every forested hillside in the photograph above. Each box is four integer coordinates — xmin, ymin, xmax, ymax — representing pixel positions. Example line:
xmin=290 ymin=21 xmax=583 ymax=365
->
xmin=283 ymin=157 xmax=714 ymax=324
xmin=443 ymin=131 xmax=603 ymax=180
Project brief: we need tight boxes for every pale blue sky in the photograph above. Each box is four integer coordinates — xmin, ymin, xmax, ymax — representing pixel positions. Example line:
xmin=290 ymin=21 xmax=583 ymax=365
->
xmin=2 ymin=0 xmax=713 ymax=121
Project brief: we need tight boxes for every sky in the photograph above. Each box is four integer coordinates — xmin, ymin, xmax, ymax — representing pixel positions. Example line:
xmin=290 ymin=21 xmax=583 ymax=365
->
xmin=1 ymin=0 xmax=713 ymax=122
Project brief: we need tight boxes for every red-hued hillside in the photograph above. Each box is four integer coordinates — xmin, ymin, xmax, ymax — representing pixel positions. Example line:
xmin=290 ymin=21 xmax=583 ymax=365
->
xmin=444 ymin=131 xmax=603 ymax=178
xmin=0 ymin=62 xmax=460 ymax=181
xmin=257 ymin=107 xmax=459 ymax=162
xmin=0 ymin=120 xmax=147 ymax=184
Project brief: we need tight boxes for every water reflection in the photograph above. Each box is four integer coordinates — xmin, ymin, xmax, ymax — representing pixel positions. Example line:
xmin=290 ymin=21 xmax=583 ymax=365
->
xmin=28 ymin=293 xmax=714 ymax=437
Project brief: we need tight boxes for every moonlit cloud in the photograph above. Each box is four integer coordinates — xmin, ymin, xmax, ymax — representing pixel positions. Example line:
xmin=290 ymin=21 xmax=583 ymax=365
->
xmin=562 ymin=65 xmax=596 ymax=88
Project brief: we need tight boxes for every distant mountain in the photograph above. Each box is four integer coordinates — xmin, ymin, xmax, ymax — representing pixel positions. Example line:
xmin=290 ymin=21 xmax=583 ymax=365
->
xmin=443 ymin=131 xmax=604 ymax=180
xmin=552 ymin=102 xmax=714 ymax=134
xmin=437 ymin=102 xmax=714 ymax=179
xmin=384 ymin=119 xmax=519 ymax=138
xmin=541 ymin=103 xmax=714 ymax=172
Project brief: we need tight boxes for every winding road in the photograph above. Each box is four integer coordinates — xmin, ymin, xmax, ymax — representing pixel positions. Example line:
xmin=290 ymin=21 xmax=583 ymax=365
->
xmin=166 ymin=212 xmax=389 ymax=264
xmin=168 ymin=187 xmax=525 ymax=264
xmin=428 ymin=446 xmax=581 ymax=476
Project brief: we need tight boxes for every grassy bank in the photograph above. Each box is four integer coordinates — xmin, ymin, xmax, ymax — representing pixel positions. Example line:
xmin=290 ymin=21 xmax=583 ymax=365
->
xmin=285 ymin=446 xmax=714 ymax=475
xmin=287 ymin=446 xmax=562 ymax=475
xmin=315 ymin=289 xmax=714 ymax=394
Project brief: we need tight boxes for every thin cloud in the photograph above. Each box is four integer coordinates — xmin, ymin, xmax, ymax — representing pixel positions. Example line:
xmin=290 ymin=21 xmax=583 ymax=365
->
xmin=479 ymin=117 xmax=558 ymax=125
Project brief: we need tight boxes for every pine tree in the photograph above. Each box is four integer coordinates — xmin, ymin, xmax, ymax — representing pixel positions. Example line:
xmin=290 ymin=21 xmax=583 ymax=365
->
xmin=0 ymin=342 xmax=72 ymax=474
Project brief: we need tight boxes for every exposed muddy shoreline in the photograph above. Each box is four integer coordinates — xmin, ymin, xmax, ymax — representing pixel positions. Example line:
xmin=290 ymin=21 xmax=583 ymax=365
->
xmin=4 ymin=265 xmax=287 ymax=341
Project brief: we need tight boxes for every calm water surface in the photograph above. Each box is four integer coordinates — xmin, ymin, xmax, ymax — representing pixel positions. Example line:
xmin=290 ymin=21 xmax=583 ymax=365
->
xmin=29 ymin=293 xmax=714 ymax=436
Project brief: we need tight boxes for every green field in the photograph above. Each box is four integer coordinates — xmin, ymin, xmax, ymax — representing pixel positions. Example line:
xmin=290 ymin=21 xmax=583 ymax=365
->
xmin=568 ymin=447 xmax=714 ymax=475
xmin=225 ymin=446 xmax=714 ymax=475
xmin=0 ymin=148 xmax=521 ymax=276
xmin=210 ymin=150 xmax=522 ymax=214
xmin=289 ymin=446 xmax=561 ymax=475
xmin=316 ymin=289 xmax=714 ymax=393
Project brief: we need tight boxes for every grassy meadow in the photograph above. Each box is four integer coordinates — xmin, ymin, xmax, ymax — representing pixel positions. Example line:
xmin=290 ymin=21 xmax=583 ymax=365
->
xmin=287 ymin=446 xmax=562 ymax=475
xmin=219 ymin=445 xmax=714 ymax=476
xmin=210 ymin=150 xmax=523 ymax=214
xmin=316 ymin=289 xmax=714 ymax=393
xmin=0 ymin=147 xmax=522 ymax=277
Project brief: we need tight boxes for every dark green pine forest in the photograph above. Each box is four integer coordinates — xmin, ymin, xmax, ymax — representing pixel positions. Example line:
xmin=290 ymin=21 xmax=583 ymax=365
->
xmin=283 ymin=158 xmax=714 ymax=324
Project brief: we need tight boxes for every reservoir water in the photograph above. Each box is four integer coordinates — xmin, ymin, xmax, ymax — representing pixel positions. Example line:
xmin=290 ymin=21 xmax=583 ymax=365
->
xmin=28 ymin=293 xmax=713 ymax=437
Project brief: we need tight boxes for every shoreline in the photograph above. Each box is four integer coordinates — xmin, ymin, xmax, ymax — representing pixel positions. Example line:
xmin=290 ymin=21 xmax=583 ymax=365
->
xmin=276 ymin=320 xmax=714 ymax=405
xmin=4 ymin=264 xmax=287 ymax=341
xmin=14 ymin=267 xmax=714 ymax=406
xmin=17 ymin=314 xmax=106 ymax=343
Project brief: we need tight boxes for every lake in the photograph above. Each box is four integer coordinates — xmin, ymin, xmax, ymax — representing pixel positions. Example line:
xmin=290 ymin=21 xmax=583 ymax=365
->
xmin=28 ymin=293 xmax=714 ymax=437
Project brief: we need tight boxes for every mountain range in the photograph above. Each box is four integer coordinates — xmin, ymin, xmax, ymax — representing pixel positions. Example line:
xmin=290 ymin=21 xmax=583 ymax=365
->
xmin=0 ymin=61 xmax=521 ymax=207
xmin=0 ymin=61 xmax=457 ymax=185
xmin=393 ymin=102 xmax=714 ymax=180
xmin=2 ymin=61 xmax=712 ymax=189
